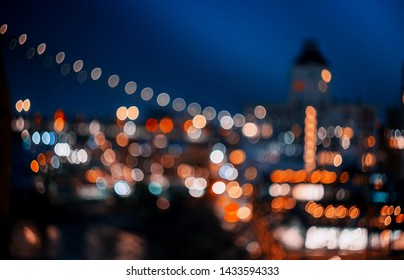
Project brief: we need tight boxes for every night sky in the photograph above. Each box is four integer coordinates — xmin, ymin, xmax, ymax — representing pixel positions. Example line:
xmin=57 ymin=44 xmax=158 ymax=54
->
xmin=1 ymin=0 xmax=404 ymax=121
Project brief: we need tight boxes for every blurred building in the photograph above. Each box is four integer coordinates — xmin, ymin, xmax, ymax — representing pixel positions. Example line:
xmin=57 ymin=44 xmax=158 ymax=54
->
xmin=244 ymin=39 xmax=378 ymax=173
xmin=383 ymin=63 xmax=404 ymax=182
xmin=239 ymin=39 xmax=384 ymax=256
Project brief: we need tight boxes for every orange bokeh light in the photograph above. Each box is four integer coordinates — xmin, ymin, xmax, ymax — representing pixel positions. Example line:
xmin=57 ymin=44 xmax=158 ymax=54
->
xmin=145 ymin=118 xmax=159 ymax=133
xmin=30 ymin=160 xmax=39 ymax=173
xmin=54 ymin=118 xmax=65 ymax=132
xmin=116 ymin=132 xmax=129 ymax=147
xmin=159 ymin=117 xmax=174 ymax=134
xmin=229 ymin=149 xmax=246 ymax=165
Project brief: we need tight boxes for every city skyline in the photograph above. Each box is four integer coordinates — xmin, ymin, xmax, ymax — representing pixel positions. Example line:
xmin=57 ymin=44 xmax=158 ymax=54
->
xmin=1 ymin=0 xmax=404 ymax=260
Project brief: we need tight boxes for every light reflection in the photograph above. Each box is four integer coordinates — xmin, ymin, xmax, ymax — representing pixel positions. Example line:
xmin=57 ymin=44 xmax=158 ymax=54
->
xmin=116 ymin=106 xmax=127 ymax=121
xmin=125 ymin=81 xmax=137 ymax=95
xmin=220 ymin=115 xmax=234 ymax=130
xmin=0 ymin=24 xmax=7 ymax=34
xmin=73 ymin=60 xmax=84 ymax=72
xmin=91 ymin=67 xmax=102 ymax=80
xmin=233 ymin=113 xmax=245 ymax=127
xmin=172 ymin=98 xmax=186 ymax=112
xmin=203 ymin=106 xmax=216 ymax=121
xmin=108 ymin=74 xmax=120 ymax=88
xmin=141 ymin=87 xmax=153 ymax=101
xmin=210 ymin=150 xmax=224 ymax=164
xmin=127 ymin=106 xmax=139 ymax=120
xmin=55 ymin=52 xmax=65 ymax=64
xmin=15 ymin=100 xmax=23 ymax=112
xmin=37 ymin=43 xmax=46 ymax=55
xmin=193 ymin=114 xmax=207 ymax=129
xmin=321 ymin=69 xmax=332 ymax=83
xmin=114 ymin=180 xmax=132 ymax=197
xmin=212 ymin=181 xmax=226 ymax=194
xmin=157 ymin=92 xmax=170 ymax=107
xmin=242 ymin=122 xmax=258 ymax=138
xmin=159 ymin=117 xmax=174 ymax=134
xmin=229 ymin=149 xmax=246 ymax=165
xmin=254 ymin=105 xmax=266 ymax=119
xmin=18 ymin=34 xmax=27 ymax=45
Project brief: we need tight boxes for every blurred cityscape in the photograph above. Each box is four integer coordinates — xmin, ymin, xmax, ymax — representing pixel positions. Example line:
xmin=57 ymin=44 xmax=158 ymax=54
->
xmin=1 ymin=24 xmax=404 ymax=260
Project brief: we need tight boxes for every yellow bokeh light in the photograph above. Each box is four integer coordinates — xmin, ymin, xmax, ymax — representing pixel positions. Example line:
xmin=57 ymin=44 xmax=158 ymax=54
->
xmin=237 ymin=207 xmax=252 ymax=221
xmin=192 ymin=114 xmax=207 ymax=129
xmin=116 ymin=106 xmax=127 ymax=121
xmin=321 ymin=69 xmax=332 ymax=83
xmin=22 ymin=99 xmax=31 ymax=112
xmin=333 ymin=154 xmax=343 ymax=167
xmin=228 ymin=185 xmax=243 ymax=199
xmin=116 ymin=132 xmax=129 ymax=147
xmin=15 ymin=100 xmax=23 ymax=112
xmin=127 ymin=106 xmax=139 ymax=120
xmin=384 ymin=216 xmax=392 ymax=226
xmin=242 ymin=122 xmax=258 ymax=138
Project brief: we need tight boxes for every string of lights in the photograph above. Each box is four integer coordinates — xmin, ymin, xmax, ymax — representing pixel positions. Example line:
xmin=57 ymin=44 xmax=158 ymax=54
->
xmin=1 ymin=23 xmax=272 ymax=138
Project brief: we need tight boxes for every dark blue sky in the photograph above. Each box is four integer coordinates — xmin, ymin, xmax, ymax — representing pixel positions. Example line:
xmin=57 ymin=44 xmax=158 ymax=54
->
xmin=1 ymin=0 xmax=404 ymax=121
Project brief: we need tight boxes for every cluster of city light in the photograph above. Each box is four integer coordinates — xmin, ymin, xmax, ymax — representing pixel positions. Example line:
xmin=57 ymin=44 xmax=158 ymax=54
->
xmin=270 ymin=169 xmax=339 ymax=185
xmin=386 ymin=129 xmax=404 ymax=150
xmin=271 ymin=196 xmax=296 ymax=211
xmin=316 ymin=151 xmax=343 ymax=167
xmin=318 ymin=69 xmax=332 ymax=93
xmin=305 ymin=201 xmax=360 ymax=219
xmin=116 ymin=106 xmax=139 ymax=121
xmin=305 ymin=227 xmax=367 ymax=251
xmin=7 ymin=22 xmax=404 ymax=258
xmin=32 ymin=131 xmax=56 ymax=145
xmin=215 ymin=199 xmax=253 ymax=223
xmin=15 ymin=99 xmax=31 ymax=112
xmin=3 ymin=22 xmax=273 ymax=136
xmin=317 ymin=125 xmax=354 ymax=150
xmin=377 ymin=205 xmax=403 ymax=227
xmin=304 ymin=106 xmax=317 ymax=171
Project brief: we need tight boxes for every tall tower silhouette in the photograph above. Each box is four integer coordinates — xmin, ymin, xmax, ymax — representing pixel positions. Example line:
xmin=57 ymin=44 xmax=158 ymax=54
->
xmin=289 ymin=39 xmax=332 ymax=112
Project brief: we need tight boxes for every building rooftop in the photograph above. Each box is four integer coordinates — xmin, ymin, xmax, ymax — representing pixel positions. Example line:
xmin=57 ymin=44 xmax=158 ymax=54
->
xmin=295 ymin=39 xmax=328 ymax=66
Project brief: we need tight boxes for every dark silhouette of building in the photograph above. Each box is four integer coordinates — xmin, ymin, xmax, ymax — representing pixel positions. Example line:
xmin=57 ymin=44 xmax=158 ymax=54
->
xmin=0 ymin=39 xmax=12 ymax=259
